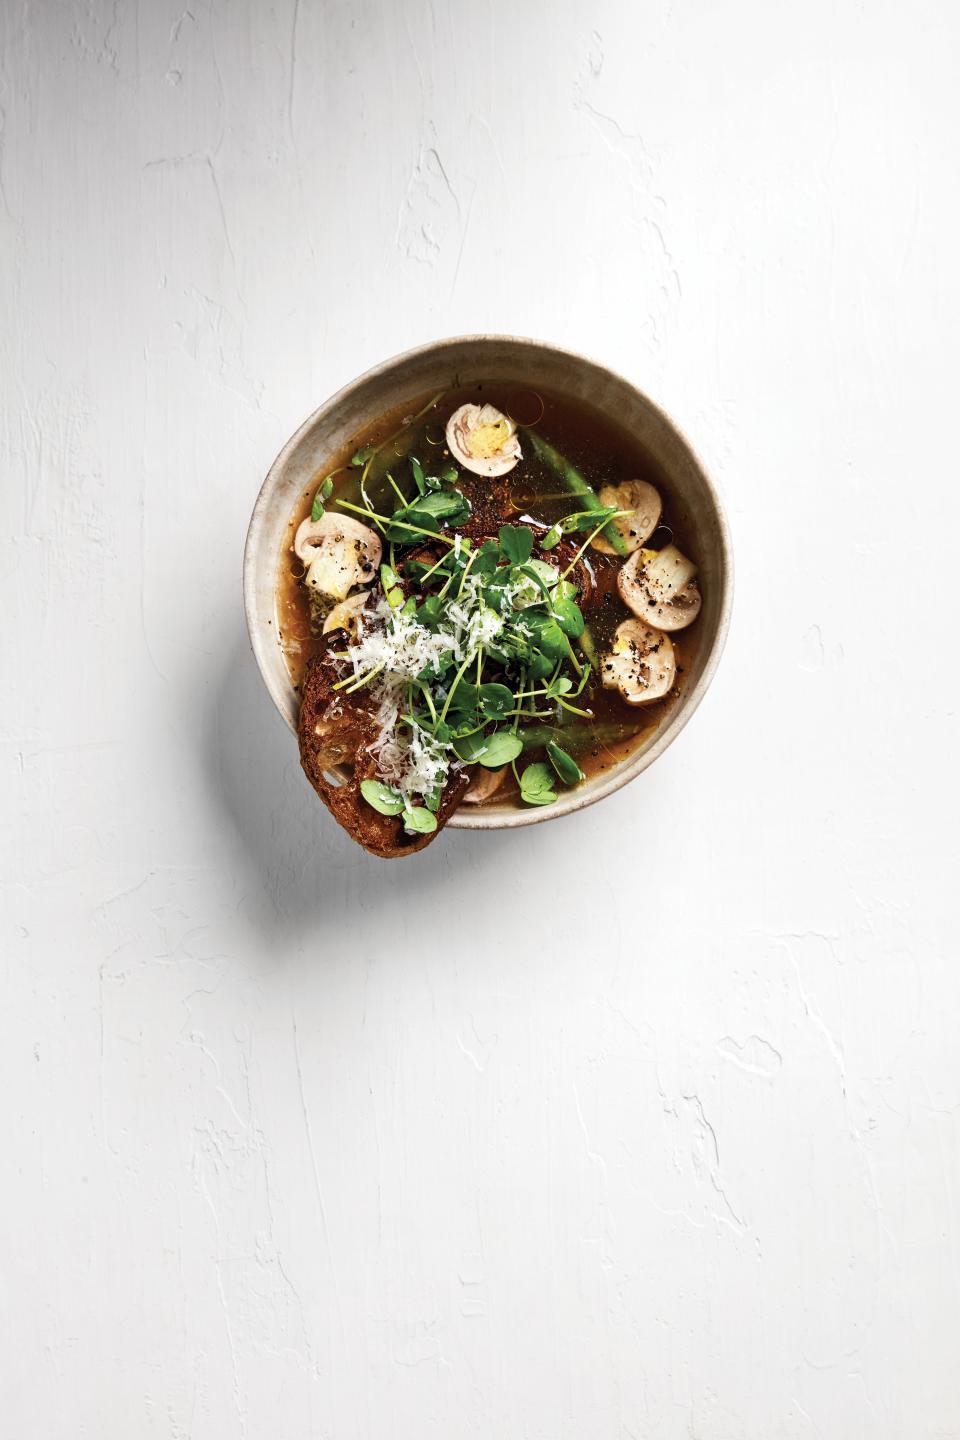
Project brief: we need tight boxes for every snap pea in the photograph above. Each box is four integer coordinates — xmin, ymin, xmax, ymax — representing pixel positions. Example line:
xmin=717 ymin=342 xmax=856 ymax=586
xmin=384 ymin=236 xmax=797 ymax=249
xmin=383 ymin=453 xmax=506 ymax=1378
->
xmin=517 ymin=721 xmax=634 ymax=752
xmin=578 ymin=623 xmax=599 ymax=668
xmin=523 ymin=428 xmax=630 ymax=556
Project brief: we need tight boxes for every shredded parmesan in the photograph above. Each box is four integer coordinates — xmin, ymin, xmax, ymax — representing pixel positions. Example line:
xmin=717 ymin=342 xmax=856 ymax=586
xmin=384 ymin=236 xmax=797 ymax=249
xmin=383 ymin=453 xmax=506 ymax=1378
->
xmin=341 ymin=581 xmax=505 ymax=803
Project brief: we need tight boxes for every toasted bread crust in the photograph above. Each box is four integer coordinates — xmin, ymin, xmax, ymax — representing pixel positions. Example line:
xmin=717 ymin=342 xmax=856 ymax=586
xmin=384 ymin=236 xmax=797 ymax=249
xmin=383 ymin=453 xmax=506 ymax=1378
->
xmin=297 ymin=644 xmax=470 ymax=858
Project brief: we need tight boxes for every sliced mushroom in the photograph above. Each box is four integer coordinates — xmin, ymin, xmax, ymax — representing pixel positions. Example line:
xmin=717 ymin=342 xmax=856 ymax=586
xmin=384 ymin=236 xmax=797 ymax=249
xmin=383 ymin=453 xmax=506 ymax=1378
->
xmin=462 ymin=766 xmax=506 ymax=805
xmin=601 ymin=620 xmax=676 ymax=705
xmin=294 ymin=513 xmax=382 ymax=602
xmin=322 ymin=590 xmax=370 ymax=637
xmin=445 ymin=403 xmax=522 ymax=477
xmin=617 ymin=544 xmax=702 ymax=632
xmin=591 ymin=479 xmax=661 ymax=555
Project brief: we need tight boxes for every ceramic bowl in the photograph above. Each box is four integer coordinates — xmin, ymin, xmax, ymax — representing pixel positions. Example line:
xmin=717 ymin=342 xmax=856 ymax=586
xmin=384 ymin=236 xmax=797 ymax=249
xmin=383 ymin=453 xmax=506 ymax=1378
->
xmin=244 ymin=335 xmax=732 ymax=831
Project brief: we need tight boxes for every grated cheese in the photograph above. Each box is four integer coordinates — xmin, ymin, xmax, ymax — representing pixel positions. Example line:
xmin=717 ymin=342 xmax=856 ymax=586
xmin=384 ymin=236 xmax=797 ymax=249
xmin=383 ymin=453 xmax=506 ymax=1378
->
xmin=341 ymin=582 xmax=504 ymax=803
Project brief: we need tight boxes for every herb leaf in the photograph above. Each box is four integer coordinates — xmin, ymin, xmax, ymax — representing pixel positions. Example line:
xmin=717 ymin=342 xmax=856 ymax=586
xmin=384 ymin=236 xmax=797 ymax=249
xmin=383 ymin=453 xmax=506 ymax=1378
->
xmin=413 ymin=491 xmax=471 ymax=522
xmin=385 ymin=488 xmax=471 ymax=543
xmin=552 ymin=597 xmax=585 ymax=637
xmin=453 ymin=729 xmax=524 ymax=767
xmin=523 ymin=612 xmax=568 ymax=662
xmin=511 ymin=561 xmax=558 ymax=608
xmin=451 ymin=731 xmax=489 ymax=763
xmin=311 ymin=472 xmax=337 ymax=522
xmin=402 ymin=806 xmax=438 ymax=835
xmin=350 ymin=444 xmax=376 ymax=467
xmin=527 ymin=650 xmax=554 ymax=681
xmin=544 ymin=674 xmax=574 ymax=699
xmin=384 ymin=508 xmax=441 ymax=543
xmin=360 ymin=779 xmax=405 ymax=816
xmin=476 ymin=731 xmax=524 ymax=768
xmin=498 ymin=525 xmax=533 ymax=564
xmin=478 ymin=683 xmax=513 ymax=719
xmin=519 ymin=762 xmax=558 ymax=806
xmin=472 ymin=539 xmax=501 ymax=577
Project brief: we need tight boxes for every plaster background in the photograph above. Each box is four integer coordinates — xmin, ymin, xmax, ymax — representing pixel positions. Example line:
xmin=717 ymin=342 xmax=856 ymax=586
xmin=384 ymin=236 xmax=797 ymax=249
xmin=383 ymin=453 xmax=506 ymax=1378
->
xmin=2 ymin=2 xmax=958 ymax=1436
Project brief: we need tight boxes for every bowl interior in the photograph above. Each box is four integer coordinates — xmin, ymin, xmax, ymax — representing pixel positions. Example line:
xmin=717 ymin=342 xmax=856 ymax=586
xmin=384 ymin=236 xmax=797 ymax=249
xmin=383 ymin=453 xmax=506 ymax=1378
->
xmin=244 ymin=336 xmax=731 ymax=830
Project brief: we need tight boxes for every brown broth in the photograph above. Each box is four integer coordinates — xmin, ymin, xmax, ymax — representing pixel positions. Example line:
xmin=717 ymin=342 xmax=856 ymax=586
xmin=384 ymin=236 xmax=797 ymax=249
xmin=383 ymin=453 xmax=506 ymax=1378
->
xmin=276 ymin=383 xmax=697 ymax=806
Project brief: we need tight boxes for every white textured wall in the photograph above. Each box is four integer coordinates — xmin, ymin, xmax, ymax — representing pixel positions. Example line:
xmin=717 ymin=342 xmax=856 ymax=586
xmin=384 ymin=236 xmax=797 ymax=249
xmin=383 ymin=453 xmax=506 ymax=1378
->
xmin=3 ymin=2 xmax=959 ymax=1436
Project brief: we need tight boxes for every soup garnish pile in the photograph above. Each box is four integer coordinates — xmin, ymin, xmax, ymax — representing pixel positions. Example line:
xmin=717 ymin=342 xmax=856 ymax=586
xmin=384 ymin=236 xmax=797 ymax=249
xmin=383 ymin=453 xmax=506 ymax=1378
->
xmin=278 ymin=388 xmax=701 ymax=857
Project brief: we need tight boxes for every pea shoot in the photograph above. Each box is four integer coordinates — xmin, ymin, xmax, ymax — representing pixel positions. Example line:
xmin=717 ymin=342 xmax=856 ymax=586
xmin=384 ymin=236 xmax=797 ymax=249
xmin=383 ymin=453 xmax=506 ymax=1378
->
xmin=322 ymin=449 xmax=605 ymax=821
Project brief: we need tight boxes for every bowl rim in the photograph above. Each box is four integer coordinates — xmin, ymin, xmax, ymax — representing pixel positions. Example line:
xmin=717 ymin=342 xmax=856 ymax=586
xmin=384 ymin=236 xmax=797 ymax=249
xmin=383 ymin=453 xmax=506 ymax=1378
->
xmin=243 ymin=333 xmax=733 ymax=831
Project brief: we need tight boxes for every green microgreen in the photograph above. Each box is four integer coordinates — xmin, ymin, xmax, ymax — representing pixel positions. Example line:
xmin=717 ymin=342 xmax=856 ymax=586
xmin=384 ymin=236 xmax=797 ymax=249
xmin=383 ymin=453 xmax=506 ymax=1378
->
xmin=402 ymin=806 xmax=438 ymax=836
xmin=479 ymin=683 xmax=513 ymax=719
xmin=335 ymin=497 xmax=460 ymax=547
xmin=498 ymin=525 xmax=533 ymax=564
xmin=519 ymin=762 xmax=557 ymax=806
xmin=310 ymin=471 xmax=338 ymax=521
xmin=345 ymin=436 xmax=622 ymax=830
xmin=475 ymin=731 xmax=525 ymax=768
xmin=438 ymin=650 xmax=477 ymax=725
xmin=452 ymin=730 xmax=523 ymax=767
xmin=387 ymin=471 xmax=408 ymax=507
xmin=334 ymin=662 xmax=386 ymax=694
xmin=552 ymin=597 xmax=585 ymax=637
xmin=359 ymin=779 xmax=405 ymax=815
xmin=539 ymin=506 xmax=626 ymax=549
xmin=558 ymin=511 xmax=631 ymax=582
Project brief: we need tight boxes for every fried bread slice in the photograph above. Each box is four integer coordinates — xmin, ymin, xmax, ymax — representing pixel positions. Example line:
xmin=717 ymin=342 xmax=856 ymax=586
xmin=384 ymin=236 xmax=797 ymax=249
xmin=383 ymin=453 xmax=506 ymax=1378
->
xmin=297 ymin=645 xmax=469 ymax=858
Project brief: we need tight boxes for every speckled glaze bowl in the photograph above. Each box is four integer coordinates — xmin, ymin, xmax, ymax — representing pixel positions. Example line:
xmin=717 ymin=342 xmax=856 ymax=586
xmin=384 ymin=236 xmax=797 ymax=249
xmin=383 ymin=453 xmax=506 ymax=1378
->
xmin=244 ymin=336 xmax=732 ymax=831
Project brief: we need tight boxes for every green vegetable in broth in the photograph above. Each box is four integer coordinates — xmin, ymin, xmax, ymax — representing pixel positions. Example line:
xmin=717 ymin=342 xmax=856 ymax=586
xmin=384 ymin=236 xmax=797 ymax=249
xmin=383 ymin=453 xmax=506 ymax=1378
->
xmin=523 ymin=428 xmax=630 ymax=556
xmin=547 ymin=742 xmax=585 ymax=786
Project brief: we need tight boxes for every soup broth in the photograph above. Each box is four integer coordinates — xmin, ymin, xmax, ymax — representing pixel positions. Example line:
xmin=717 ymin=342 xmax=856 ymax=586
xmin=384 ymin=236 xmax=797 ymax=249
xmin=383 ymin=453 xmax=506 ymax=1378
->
xmin=278 ymin=383 xmax=700 ymax=818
